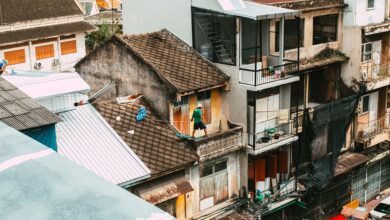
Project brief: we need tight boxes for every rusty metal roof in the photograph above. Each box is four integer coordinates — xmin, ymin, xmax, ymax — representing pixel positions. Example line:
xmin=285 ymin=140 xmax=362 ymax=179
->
xmin=334 ymin=152 xmax=369 ymax=176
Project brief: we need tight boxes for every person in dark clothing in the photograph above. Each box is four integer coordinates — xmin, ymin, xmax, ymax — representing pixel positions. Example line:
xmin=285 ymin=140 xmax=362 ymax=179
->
xmin=191 ymin=103 xmax=207 ymax=138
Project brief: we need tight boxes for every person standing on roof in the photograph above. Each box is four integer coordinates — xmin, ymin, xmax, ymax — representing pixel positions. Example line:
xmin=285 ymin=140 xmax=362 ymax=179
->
xmin=0 ymin=59 xmax=8 ymax=75
xmin=191 ymin=103 xmax=208 ymax=138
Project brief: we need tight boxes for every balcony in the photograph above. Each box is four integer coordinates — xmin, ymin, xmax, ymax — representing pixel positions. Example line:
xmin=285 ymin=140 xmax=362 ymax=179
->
xmin=239 ymin=58 xmax=299 ymax=90
xmin=355 ymin=115 xmax=390 ymax=148
xmin=248 ymin=120 xmax=298 ymax=155
xmin=360 ymin=63 xmax=390 ymax=90
xmin=190 ymin=121 xmax=244 ymax=161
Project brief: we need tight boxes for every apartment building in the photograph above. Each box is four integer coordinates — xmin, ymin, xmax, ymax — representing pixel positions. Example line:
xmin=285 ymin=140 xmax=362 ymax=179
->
xmin=0 ymin=0 xmax=95 ymax=72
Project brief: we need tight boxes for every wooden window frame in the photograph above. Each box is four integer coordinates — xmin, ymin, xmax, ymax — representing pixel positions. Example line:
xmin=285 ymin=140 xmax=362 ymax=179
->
xmin=4 ymin=49 xmax=26 ymax=65
xmin=361 ymin=43 xmax=373 ymax=62
xmin=173 ymin=96 xmax=190 ymax=135
xmin=61 ymin=40 xmax=77 ymax=55
xmin=35 ymin=44 xmax=55 ymax=60
xmin=197 ymin=90 xmax=212 ymax=125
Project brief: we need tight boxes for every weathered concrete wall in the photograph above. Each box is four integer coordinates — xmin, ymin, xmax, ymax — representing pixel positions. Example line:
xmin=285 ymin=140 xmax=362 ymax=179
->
xmin=270 ymin=8 xmax=343 ymax=61
xmin=341 ymin=27 xmax=362 ymax=88
xmin=122 ymin=0 xmax=193 ymax=45
xmin=344 ymin=0 xmax=386 ymax=27
xmin=76 ymin=41 xmax=172 ymax=119
xmin=187 ymin=150 xmax=244 ymax=218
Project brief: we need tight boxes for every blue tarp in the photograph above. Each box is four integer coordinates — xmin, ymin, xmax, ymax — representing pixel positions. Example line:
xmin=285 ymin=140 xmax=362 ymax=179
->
xmin=22 ymin=124 xmax=57 ymax=151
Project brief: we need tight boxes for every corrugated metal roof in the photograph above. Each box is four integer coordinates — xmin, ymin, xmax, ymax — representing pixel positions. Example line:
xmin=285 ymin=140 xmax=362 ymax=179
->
xmin=4 ymin=72 xmax=90 ymax=99
xmin=192 ymin=0 xmax=299 ymax=20
xmin=0 ymin=122 xmax=174 ymax=220
xmin=56 ymin=104 xmax=151 ymax=186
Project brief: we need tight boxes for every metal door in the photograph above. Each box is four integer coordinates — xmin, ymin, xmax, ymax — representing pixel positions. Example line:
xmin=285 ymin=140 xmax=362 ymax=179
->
xmin=366 ymin=162 xmax=381 ymax=202
xmin=381 ymin=158 xmax=390 ymax=191
xmin=352 ymin=169 xmax=367 ymax=204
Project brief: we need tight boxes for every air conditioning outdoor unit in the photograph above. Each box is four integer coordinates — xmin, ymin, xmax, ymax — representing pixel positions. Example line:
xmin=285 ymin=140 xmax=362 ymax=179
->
xmin=34 ymin=62 xmax=42 ymax=70
xmin=53 ymin=59 xmax=60 ymax=66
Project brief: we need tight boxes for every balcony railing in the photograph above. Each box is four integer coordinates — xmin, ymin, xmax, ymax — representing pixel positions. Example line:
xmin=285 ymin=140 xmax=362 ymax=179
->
xmin=239 ymin=60 xmax=299 ymax=86
xmin=356 ymin=115 xmax=389 ymax=141
xmin=248 ymin=120 xmax=297 ymax=152
xmin=360 ymin=63 xmax=390 ymax=82
xmin=191 ymin=121 xmax=244 ymax=161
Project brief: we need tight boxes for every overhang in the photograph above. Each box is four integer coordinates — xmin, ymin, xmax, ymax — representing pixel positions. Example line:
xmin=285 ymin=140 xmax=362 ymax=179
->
xmin=192 ymin=0 xmax=299 ymax=20
xmin=0 ymin=21 xmax=96 ymax=46
xmin=334 ymin=152 xmax=369 ymax=177
xmin=363 ymin=21 xmax=390 ymax=35
xmin=136 ymin=174 xmax=194 ymax=205
xmin=4 ymin=72 xmax=90 ymax=99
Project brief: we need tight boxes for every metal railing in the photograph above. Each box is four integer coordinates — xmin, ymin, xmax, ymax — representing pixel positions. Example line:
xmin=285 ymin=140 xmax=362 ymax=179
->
xmin=360 ymin=63 xmax=390 ymax=82
xmin=248 ymin=120 xmax=295 ymax=148
xmin=240 ymin=61 xmax=299 ymax=86
xmin=356 ymin=114 xmax=389 ymax=140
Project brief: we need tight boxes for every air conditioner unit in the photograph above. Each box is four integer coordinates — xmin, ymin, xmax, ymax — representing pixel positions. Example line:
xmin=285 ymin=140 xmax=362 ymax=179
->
xmin=52 ymin=59 xmax=60 ymax=66
xmin=34 ymin=62 xmax=42 ymax=70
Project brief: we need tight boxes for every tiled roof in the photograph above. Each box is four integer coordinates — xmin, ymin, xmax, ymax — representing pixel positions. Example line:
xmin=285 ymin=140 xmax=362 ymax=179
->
xmin=94 ymin=97 xmax=198 ymax=177
xmin=0 ymin=21 xmax=96 ymax=46
xmin=0 ymin=77 xmax=60 ymax=131
xmin=0 ymin=0 xmax=83 ymax=25
xmin=114 ymin=29 xmax=229 ymax=93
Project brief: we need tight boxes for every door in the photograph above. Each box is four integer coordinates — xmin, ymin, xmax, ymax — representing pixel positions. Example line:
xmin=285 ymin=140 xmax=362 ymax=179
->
xmin=372 ymin=40 xmax=382 ymax=79
xmin=369 ymin=91 xmax=379 ymax=123
xmin=352 ymin=169 xmax=367 ymax=204
xmin=366 ymin=162 xmax=381 ymax=202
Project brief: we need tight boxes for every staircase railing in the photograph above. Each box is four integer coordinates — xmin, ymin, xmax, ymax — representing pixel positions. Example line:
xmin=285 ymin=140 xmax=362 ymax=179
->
xmin=194 ymin=18 xmax=218 ymax=62
xmin=214 ymin=16 xmax=236 ymax=64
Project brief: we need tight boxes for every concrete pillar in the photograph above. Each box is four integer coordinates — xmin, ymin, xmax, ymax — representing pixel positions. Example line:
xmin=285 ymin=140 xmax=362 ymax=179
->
xmin=57 ymin=37 xmax=62 ymax=72
xmin=279 ymin=17 xmax=285 ymax=65
xmin=28 ymin=41 xmax=33 ymax=71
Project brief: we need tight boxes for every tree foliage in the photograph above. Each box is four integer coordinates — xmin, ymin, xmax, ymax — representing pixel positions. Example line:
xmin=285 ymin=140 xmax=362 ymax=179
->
xmin=86 ymin=21 xmax=121 ymax=53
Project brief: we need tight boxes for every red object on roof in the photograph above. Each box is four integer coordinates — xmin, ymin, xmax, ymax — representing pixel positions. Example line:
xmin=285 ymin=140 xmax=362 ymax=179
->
xmin=328 ymin=215 xmax=347 ymax=220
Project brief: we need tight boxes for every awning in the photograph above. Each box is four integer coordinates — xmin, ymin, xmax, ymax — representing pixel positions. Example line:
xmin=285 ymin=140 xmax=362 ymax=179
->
xmin=4 ymin=72 xmax=90 ymax=99
xmin=334 ymin=152 xmax=369 ymax=177
xmin=192 ymin=0 xmax=299 ymax=20
xmin=363 ymin=21 xmax=390 ymax=35
xmin=262 ymin=198 xmax=307 ymax=216
xmin=0 ymin=21 xmax=96 ymax=46
xmin=136 ymin=175 xmax=194 ymax=205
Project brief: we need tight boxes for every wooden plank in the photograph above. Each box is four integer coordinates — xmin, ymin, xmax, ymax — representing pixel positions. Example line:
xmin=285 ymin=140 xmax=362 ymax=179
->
xmin=255 ymin=158 xmax=266 ymax=182
xmin=214 ymin=171 xmax=228 ymax=204
xmin=266 ymin=155 xmax=278 ymax=178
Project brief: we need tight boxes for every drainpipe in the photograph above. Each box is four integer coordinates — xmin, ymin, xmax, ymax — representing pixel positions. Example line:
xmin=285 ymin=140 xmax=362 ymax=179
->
xmin=28 ymin=41 xmax=33 ymax=71
xmin=57 ymin=36 xmax=61 ymax=72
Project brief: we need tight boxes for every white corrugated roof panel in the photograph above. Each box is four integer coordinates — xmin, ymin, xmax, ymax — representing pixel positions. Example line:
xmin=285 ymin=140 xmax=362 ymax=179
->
xmin=56 ymin=104 xmax=151 ymax=186
xmin=192 ymin=0 xmax=299 ymax=20
xmin=3 ymin=72 xmax=90 ymax=99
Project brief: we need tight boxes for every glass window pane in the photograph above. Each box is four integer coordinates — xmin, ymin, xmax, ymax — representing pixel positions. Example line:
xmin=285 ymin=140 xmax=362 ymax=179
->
xmin=215 ymin=161 xmax=227 ymax=173
xmin=362 ymin=95 xmax=370 ymax=113
xmin=313 ymin=14 xmax=338 ymax=45
xmin=200 ymin=165 xmax=213 ymax=177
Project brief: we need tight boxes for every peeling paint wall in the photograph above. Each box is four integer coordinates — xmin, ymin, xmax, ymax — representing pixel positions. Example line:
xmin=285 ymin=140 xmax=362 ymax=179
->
xmin=187 ymin=151 xmax=244 ymax=218
xmin=341 ymin=27 xmax=362 ymax=87
xmin=76 ymin=41 xmax=172 ymax=119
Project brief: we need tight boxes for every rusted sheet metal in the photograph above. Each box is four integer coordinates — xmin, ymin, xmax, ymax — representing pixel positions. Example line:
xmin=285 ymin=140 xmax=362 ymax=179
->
xmin=334 ymin=152 xmax=369 ymax=176
xmin=138 ymin=179 xmax=193 ymax=205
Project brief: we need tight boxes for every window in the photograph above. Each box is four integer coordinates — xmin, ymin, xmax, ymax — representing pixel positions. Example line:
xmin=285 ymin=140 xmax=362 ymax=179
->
xmin=35 ymin=44 xmax=54 ymax=60
xmin=4 ymin=49 xmax=26 ymax=65
xmin=156 ymin=199 xmax=176 ymax=217
xmin=200 ymin=161 xmax=228 ymax=210
xmin=367 ymin=0 xmax=375 ymax=9
xmin=313 ymin=14 xmax=338 ymax=45
xmin=192 ymin=8 xmax=236 ymax=65
xmin=173 ymin=96 xmax=189 ymax=135
xmin=361 ymin=43 xmax=373 ymax=62
xmin=374 ymin=203 xmax=390 ymax=214
xmin=197 ymin=90 xmax=212 ymax=124
xmin=61 ymin=40 xmax=77 ymax=55
xmin=241 ymin=18 xmax=261 ymax=65
xmin=362 ymin=95 xmax=370 ymax=113
xmin=276 ymin=19 xmax=304 ymax=51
